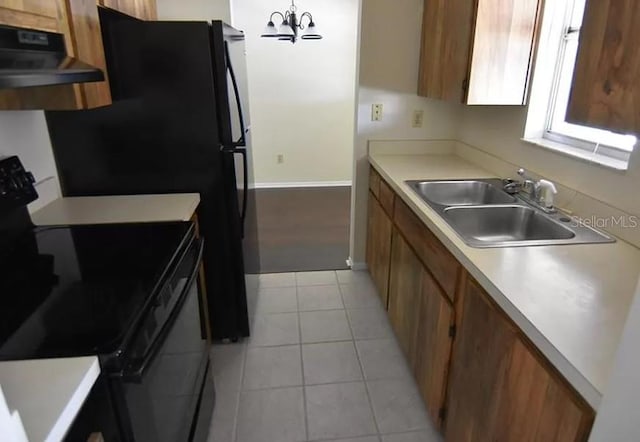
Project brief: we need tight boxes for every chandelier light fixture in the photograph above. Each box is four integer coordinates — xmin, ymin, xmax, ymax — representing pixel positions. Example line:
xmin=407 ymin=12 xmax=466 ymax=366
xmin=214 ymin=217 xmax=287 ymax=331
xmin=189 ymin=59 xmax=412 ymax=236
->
xmin=260 ymin=0 xmax=322 ymax=44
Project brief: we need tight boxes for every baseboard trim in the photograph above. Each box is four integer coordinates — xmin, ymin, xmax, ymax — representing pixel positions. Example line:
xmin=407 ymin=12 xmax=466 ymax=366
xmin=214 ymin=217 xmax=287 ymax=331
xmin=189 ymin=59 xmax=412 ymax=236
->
xmin=346 ymin=258 xmax=367 ymax=271
xmin=253 ymin=181 xmax=352 ymax=189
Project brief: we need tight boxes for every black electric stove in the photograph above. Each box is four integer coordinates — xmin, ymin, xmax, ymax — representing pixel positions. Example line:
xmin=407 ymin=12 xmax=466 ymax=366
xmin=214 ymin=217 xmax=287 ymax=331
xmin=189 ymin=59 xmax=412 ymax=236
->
xmin=0 ymin=156 xmax=214 ymax=442
xmin=0 ymin=221 xmax=192 ymax=361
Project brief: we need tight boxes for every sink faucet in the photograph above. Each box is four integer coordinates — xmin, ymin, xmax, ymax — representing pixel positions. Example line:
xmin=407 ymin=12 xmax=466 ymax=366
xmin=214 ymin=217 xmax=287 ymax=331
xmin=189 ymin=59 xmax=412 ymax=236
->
xmin=504 ymin=168 xmax=558 ymax=212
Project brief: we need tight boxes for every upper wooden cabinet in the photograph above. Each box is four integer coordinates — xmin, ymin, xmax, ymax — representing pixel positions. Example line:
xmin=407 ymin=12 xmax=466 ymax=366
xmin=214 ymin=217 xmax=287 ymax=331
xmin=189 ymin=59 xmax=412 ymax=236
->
xmin=567 ymin=0 xmax=640 ymax=135
xmin=0 ymin=1 xmax=62 ymax=32
xmin=418 ymin=0 xmax=542 ymax=105
xmin=99 ymin=0 xmax=156 ymax=20
xmin=0 ymin=0 xmax=156 ymax=110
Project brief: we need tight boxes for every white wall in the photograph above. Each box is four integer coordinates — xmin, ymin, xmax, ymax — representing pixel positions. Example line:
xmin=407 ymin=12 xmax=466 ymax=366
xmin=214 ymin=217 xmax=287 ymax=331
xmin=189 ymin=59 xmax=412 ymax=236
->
xmin=350 ymin=0 xmax=460 ymax=265
xmin=589 ymin=278 xmax=640 ymax=441
xmin=458 ymin=106 xmax=640 ymax=217
xmin=233 ymin=0 xmax=358 ymax=185
xmin=0 ymin=112 xmax=60 ymax=212
xmin=156 ymin=0 xmax=232 ymax=22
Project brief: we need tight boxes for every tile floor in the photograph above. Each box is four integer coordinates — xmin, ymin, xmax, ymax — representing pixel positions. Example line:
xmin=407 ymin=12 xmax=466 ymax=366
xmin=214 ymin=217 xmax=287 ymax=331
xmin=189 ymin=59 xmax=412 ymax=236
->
xmin=207 ymin=270 xmax=443 ymax=442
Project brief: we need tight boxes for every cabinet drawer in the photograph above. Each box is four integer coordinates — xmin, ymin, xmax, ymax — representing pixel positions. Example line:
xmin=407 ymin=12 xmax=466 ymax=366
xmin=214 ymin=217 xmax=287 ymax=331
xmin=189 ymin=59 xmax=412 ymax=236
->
xmin=394 ymin=198 xmax=460 ymax=302
xmin=379 ymin=178 xmax=395 ymax=216
xmin=369 ymin=166 xmax=381 ymax=199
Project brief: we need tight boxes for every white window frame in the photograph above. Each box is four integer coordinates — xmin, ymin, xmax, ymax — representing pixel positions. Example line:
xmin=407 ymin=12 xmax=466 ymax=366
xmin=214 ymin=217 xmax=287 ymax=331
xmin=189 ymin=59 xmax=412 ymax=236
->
xmin=528 ymin=0 xmax=636 ymax=170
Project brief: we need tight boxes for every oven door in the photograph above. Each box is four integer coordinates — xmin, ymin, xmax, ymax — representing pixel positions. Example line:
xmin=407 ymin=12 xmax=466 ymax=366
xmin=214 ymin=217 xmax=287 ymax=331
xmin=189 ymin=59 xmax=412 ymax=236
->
xmin=110 ymin=237 xmax=211 ymax=442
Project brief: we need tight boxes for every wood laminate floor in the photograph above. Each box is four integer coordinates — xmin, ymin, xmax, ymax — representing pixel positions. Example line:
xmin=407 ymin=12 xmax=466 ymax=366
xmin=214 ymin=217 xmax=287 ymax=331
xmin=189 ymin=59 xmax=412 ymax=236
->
xmin=255 ymin=187 xmax=351 ymax=273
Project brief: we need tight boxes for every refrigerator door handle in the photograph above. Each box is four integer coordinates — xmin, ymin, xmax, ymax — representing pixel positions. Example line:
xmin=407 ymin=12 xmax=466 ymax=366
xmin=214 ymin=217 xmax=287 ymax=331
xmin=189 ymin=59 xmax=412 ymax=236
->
xmin=221 ymin=145 xmax=248 ymax=238
xmin=225 ymin=41 xmax=247 ymax=147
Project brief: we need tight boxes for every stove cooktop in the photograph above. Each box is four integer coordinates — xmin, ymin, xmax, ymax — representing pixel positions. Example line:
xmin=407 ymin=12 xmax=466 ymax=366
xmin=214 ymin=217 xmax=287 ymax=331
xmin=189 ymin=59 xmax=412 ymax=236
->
xmin=0 ymin=221 xmax=192 ymax=360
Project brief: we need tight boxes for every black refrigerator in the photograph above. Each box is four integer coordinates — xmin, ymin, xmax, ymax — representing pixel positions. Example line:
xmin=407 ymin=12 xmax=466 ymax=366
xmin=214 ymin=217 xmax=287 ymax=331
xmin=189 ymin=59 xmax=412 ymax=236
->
xmin=45 ymin=8 xmax=259 ymax=340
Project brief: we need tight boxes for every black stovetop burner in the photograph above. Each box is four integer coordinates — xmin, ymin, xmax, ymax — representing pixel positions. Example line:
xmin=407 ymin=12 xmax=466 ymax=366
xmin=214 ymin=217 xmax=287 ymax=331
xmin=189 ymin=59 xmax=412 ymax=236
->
xmin=0 ymin=221 xmax=192 ymax=360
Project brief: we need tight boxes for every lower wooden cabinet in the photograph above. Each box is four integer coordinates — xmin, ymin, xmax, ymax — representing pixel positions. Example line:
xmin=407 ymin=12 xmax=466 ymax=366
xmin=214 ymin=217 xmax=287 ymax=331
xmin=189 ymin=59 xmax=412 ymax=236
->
xmin=366 ymin=191 xmax=393 ymax=307
xmin=388 ymin=230 xmax=423 ymax=361
xmin=445 ymin=275 xmax=595 ymax=442
xmin=413 ymin=267 xmax=454 ymax=428
xmin=388 ymin=230 xmax=454 ymax=427
xmin=366 ymin=162 xmax=595 ymax=440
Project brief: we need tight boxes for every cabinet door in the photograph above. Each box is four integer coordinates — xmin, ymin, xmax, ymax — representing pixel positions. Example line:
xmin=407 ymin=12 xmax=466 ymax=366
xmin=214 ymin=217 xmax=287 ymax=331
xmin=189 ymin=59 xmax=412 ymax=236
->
xmin=466 ymin=0 xmax=540 ymax=105
xmin=67 ymin=0 xmax=112 ymax=108
xmin=414 ymin=268 xmax=454 ymax=428
xmin=387 ymin=231 xmax=423 ymax=362
xmin=445 ymin=276 xmax=594 ymax=442
xmin=366 ymin=191 xmax=393 ymax=307
xmin=0 ymin=1 xmax=60 ymax=32
xmin=567 ymin=0 xmax=640 ymax=134
xmin=100 ymin=0 xmax=156 ymax=20
xmin=418 ymin=0 xmax=475 ymax=101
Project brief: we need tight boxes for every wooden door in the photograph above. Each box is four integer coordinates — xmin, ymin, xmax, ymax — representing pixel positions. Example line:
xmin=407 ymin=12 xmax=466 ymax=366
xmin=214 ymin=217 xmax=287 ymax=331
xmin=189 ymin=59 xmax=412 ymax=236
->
xmin=413 ymin=268 xmax=454 ymax=428
xmin=567 ymin=0 xmax=640 ymax=134
xmin=387 ymin=231 xmax=423 ymax=363
xmin=466 ymin=0 xmax=541 ymax=105
xmin=418 ymin=0 xmax=475 ymax=101
xmin=445 ymin=275 xmax=594 ymax=441
xmin=366 ymin=192 xmax=393 ymax=308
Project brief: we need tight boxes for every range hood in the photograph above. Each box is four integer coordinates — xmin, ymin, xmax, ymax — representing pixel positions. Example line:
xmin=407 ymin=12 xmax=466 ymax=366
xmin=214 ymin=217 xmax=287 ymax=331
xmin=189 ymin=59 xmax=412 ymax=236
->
xmin=0 ymin=25 xmax=104 ymax=89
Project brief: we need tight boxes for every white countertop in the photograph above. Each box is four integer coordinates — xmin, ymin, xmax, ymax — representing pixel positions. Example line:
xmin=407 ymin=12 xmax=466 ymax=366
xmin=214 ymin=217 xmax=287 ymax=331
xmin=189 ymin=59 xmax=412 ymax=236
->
xmin=0 ymin=357 xmax=100 ymax=442
xmin=369 ymin=153 xmax=640 ymax=409
xmin=31 ymin=193 xmax=201 ymax=226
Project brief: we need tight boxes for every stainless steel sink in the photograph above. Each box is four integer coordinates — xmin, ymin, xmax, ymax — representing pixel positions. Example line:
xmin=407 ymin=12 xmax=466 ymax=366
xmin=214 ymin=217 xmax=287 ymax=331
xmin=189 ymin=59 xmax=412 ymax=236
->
xmin=407 ymin=179 xmax=516 ymax=206
xmin=405 ymin=178 xmax=615 ymax=248
xmin=443 ymin=206 xmax=576 ymax=247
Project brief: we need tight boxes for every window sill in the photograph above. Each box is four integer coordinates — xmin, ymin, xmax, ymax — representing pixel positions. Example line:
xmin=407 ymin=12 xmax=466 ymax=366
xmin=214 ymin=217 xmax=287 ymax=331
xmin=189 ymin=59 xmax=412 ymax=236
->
xmin=521 ymin=137 xmax=629 ymax=171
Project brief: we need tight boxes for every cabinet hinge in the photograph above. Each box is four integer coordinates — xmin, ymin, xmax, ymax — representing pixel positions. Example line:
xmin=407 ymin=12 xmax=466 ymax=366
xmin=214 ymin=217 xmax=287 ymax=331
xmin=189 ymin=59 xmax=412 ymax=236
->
xmin=462 ymin=78 xmax=469 ymax=94
xmin=449 ymin=325 xmax=457 ymax=339
xmin=439 ymin=407 xmax=448 ymax=421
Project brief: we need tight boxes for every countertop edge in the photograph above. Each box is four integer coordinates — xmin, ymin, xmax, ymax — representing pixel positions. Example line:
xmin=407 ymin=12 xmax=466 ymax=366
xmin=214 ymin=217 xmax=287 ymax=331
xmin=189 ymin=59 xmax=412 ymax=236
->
xmin=369 ymin=153 xmax=603 ymax=409
xmin=31 ymin=194 xmax=201 ymax=226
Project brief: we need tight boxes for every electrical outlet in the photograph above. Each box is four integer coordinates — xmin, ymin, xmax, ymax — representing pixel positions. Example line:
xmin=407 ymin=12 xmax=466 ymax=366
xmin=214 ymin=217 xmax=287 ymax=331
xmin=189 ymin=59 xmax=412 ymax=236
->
xmin=277 ymin=154 xmax=284 ymax=164
xmin=412 ymin=110 xmax=424 ymax=128
xmin=371 ymin=104 xmax=383 ymax=121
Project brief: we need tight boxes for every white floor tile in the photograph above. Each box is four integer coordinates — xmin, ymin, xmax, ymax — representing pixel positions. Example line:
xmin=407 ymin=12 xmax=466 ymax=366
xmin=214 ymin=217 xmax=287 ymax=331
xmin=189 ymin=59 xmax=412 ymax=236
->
xmin=325 ymin=437 xmax=380 ymax=442
xmin=306 ymin=382 xmax=377 ymax=440
xmin=336 ymin=270 xmax=374 ymax=285
xmin=367 ymin=378 xmax=430 ymax=434
xmin=236 ymin=387 xmax=306 ymax=442
xmin=248 ymin=313 xmax=300 ymax=347
xmin=211 ymin=342 xmax=246 ymax=393
xmin=347 ymin=308 xmax=394 ymax=340
xmin=254 ymin=287 xmax=298 ymax=315
xmin=300 ymin=310 xmax=352 ymax=343
xmin=207 ymin=387 xmax=239 ymax=442
xmin=296 ymin=270 xmax=338 ymax=286
xmin=356 ymin=339 xmax=411 ymax=380
xmin=381 ymin=430 xmax=443 ymax=442
xmin=302 ymin=341 xmax=362 ymax=385
xmin=297 ymin=285 xmax=344 ymax=311
xmin=340 ymin=282 xmax=383 ymax=309
xmin=259 ymin=272 xmax=296 ymax=288
xmin=243 ymin=345 xmax=302 ymax=390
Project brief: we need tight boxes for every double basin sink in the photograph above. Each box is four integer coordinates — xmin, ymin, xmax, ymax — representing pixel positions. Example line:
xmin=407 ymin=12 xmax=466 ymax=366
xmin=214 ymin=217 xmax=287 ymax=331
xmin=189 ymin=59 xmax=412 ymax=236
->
xmin=406 ymin=179 xmax=615 ymax=248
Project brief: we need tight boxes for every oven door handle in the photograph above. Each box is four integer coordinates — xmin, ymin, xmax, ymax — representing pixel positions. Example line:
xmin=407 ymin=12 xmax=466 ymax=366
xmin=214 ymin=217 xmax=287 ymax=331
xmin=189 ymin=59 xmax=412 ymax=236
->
xmin=116 ymin=237 xmax=204 ymax=383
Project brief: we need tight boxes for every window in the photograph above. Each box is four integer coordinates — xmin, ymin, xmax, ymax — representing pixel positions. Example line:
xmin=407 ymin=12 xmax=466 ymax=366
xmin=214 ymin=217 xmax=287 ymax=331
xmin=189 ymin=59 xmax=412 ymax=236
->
xmin=543 ymin=0 xmax=636 ymax=167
